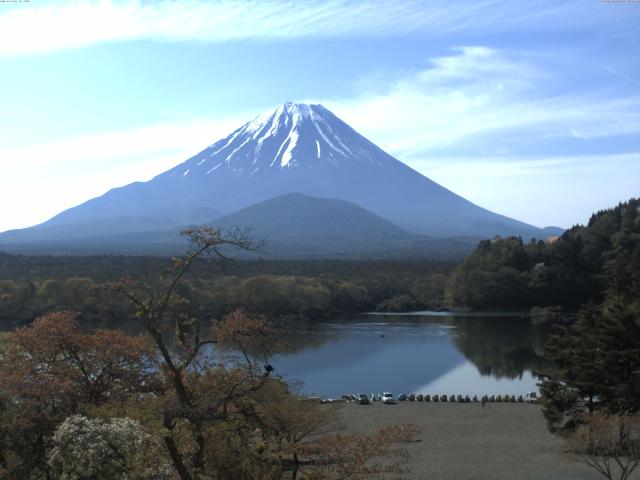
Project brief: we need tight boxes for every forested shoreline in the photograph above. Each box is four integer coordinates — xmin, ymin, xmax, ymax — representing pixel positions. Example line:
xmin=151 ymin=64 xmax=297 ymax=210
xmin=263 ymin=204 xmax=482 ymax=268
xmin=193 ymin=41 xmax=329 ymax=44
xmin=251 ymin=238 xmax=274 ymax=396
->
xmin=447 ymin=199 xmax=640 ymax=311
xmin=0 ymin=256 xmax=454 ymax=324
xmin=1 ymin=199 xmax=638 ymax=325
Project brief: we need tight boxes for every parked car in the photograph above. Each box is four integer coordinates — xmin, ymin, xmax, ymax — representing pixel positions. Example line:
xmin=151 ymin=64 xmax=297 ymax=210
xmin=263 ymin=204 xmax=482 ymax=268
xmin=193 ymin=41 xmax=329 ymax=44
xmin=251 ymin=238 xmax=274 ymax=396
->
xmin=358 ymin=393 xmax=371 ymax=405
xmin=398 ymin=394 xmax=408 ymax=401
xmin=525 ymin=392 xmax=538 ymax=404
xmin=381 ymin=392 xmax=397 ymax=404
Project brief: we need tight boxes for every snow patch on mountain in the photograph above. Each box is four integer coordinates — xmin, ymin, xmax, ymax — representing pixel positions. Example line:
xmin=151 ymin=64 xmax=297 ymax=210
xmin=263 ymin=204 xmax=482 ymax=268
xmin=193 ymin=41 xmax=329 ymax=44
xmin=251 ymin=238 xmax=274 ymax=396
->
xmin=280 ymin=127 xmax=299 ymax=167
xmin=165 ymin=102 xmax=393 ymax=179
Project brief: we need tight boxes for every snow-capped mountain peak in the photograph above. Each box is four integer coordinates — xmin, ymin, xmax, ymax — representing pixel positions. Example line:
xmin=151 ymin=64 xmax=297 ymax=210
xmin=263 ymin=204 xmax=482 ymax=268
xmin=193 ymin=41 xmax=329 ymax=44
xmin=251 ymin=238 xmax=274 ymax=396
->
xmin=243 ymin=102 xmax=315 ymax=135
xmin=166 ymin=102 xmax=387 ymax=178
xmin=13 ymin=102 xmax=556 ymax=242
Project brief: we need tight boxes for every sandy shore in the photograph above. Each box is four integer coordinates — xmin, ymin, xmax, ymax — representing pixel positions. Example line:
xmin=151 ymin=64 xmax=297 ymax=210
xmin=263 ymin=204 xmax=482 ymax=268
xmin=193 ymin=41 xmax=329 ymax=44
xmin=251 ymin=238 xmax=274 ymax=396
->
xmin=339 ymin=402 xmax=603 ymax=480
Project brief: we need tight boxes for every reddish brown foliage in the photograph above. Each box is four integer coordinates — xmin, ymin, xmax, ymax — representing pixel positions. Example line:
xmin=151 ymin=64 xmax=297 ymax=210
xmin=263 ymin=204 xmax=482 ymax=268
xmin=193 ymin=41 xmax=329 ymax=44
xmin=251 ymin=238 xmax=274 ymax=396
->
xmin=295 ymin=424 xmax=420 ymax=480
xmin=214 ymin=309 xmax=279 ymax=351
xmin=567 ymin=413 xmax=640 ymax=480
xmin=0 ymin=311 xmax=160 ymax=408
xmin=0 ymin=311 xmax=161 ymax=478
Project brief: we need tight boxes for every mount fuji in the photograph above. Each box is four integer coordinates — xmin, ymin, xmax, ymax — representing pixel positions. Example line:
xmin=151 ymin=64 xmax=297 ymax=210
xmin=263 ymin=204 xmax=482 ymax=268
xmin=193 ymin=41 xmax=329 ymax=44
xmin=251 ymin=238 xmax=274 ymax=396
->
xmin=0 ymin=102 xmax=561 ymax=255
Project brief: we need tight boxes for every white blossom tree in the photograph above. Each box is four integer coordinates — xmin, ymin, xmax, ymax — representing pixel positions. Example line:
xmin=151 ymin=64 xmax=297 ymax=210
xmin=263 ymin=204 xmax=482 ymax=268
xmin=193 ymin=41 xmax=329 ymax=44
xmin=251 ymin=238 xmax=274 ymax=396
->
xmin=49 ymin=415 xmax=175 ymax=480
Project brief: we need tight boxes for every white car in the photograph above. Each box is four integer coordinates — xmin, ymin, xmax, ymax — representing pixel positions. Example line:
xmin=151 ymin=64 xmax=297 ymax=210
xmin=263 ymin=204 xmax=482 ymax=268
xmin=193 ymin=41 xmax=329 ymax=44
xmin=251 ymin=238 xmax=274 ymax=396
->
xmin=525 ymin=392 xmax=538 ymax=404
xmin=381 ymin=392 xmax=397 ymax=404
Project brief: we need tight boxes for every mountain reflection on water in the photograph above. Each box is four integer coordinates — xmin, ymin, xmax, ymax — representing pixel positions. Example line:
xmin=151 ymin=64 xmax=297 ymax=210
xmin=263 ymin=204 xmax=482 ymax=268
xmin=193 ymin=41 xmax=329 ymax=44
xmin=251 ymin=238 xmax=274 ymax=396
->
xmin=273 ymin=312 xmax=548 ymax=397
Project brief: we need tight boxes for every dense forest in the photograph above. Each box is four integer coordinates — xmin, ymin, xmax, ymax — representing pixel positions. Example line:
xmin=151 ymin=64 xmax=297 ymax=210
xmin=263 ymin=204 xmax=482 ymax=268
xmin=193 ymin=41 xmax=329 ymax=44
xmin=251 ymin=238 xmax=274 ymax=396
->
xmin=534 ymin=201 xmax=640 ymax=480
xmin=447 ymin=198 xmax=640 ymax=311
xmin=0 ymin=255 xmax=454 ymax=324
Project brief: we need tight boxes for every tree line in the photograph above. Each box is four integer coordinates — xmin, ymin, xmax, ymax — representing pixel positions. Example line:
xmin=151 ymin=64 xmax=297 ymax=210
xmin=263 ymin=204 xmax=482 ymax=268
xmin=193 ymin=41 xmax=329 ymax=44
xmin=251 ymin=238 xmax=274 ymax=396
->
xmin=446 ymin=198 xmax=640 ymax=311
xmin=2 ymin=199 xmax=639 ymax=326
xmin=534 ymin=199 xmax=640 ymax=480
xmin=0 ymin=262 xmax=454 ymax=324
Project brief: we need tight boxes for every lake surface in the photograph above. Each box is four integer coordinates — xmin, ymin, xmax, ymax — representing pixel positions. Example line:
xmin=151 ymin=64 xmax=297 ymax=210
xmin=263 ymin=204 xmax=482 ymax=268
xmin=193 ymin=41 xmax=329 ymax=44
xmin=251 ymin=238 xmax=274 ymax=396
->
xmin=0 ymin=311 xmax=548 ymax=398
xmin=272 ymin=312 xmax=547 ymax=398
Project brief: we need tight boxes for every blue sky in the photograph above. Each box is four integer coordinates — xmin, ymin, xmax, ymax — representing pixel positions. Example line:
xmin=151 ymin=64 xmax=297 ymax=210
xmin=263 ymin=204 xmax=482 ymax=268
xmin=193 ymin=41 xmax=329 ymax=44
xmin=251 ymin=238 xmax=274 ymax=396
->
xmin=1 ymin=0 xmax=639 ymax=232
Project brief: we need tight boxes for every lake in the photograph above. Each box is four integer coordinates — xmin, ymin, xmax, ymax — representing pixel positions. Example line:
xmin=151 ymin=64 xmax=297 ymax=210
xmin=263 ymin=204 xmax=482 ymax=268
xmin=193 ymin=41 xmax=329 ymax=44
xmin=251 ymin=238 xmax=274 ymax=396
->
xmin=273 ymin=311 xmax=547 ymax=398
xmin=0 ymin=311 xmax=548 ymax=399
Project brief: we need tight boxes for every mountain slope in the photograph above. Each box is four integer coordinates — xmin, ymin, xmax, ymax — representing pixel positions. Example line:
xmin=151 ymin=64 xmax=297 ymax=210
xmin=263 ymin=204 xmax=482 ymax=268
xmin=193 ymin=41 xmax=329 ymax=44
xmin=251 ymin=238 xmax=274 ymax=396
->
xmin=214 ymin=192 xmax=407 ymax=241
xmin=0 ymin=194 xmax=477 ymax=258
xmin=211 ymin=193 xmax=477 ymax=257
xmin=0 ymin=102 xmax=560 ymax=253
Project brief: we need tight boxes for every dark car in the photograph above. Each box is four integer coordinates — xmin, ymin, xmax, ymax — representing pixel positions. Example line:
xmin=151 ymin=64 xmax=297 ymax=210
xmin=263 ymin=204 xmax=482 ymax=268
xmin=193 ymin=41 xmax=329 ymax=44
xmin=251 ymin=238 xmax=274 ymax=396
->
xmin=358 ymin=393 xmax=371 ymax=405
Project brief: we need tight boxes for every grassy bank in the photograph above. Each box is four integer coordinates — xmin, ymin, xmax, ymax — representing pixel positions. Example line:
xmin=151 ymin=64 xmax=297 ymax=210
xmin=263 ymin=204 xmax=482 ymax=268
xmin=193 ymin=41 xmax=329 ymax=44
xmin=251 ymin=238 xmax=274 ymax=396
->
xmin=340 ymin=402 xmax=601 ymax=480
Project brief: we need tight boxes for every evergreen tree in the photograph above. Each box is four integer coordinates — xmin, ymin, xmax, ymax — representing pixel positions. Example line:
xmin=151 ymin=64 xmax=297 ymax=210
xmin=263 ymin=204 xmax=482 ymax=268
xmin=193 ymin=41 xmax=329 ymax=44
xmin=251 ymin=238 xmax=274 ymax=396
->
xmin=539 ymin=238 xmax=640 ymax=433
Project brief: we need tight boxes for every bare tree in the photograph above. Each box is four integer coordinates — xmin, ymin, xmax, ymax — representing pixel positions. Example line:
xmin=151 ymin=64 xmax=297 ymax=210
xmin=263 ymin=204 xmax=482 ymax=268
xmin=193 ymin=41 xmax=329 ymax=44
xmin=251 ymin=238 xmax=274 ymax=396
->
xmin=566 ymin=413 xmax=640 ymax=480
xmin=111 ymin=226 xmax=269 ymax=480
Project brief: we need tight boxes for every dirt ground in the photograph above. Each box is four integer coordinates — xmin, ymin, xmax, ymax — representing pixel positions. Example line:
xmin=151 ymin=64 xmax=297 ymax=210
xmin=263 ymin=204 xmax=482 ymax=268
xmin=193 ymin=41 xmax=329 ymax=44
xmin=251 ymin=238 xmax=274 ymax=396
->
xmin=339 ymin=401 xmax=607 ymax=480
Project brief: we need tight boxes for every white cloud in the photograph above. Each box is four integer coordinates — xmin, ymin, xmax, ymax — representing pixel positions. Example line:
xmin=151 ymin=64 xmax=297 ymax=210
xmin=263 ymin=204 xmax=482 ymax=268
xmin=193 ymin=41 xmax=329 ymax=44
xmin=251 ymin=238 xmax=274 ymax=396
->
xmin=322 ymin=46 xmax=640 ymax=157
xmin=0 ymin=0 xmax=634 ymax=56
xmin=0 ymin=114 xmax=252 ymax=232
xmin=0 ymin=154 xmax=182 ymax=232
xmin=1 ymin=116 xmax=246 ymax=170
xmin=410 ymin=152 xmax=640 ymax=179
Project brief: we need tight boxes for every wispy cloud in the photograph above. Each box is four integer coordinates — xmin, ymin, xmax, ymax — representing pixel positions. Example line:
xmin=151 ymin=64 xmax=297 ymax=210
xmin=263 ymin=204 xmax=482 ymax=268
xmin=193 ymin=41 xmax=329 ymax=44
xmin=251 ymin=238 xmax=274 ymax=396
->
xmin=322 ymin=46 xmax=640 ymax=157
xmin=0 ymin=115 xmax=251 ymax=231
xmin=0 ymin=0 xmax=635 ymax=56
xmin=1 ymin=116 xmax=247 ymax=170
xmin=1 ymin=154 xmax=181 ymax=232
xmin=413 ymin=152 xmax=640 ymax=179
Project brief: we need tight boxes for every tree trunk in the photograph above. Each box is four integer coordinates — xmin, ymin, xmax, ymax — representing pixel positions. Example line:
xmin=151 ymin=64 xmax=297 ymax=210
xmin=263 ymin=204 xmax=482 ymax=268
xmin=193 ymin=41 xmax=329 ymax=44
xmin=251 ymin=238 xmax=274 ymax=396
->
xmin=163 ymin=413 xmax=193 ymax=480
xmin=291 ymin=451 xmax=299 ymax=480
